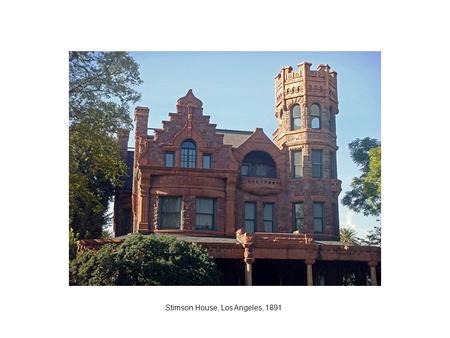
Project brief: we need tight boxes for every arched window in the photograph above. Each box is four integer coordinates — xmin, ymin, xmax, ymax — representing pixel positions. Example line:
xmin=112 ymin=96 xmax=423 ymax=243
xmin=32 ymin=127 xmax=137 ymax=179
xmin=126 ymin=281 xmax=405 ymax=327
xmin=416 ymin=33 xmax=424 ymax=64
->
xmin=290 ymin=104 xmax=302 ymax=130
xmin=240 ymin=151 xmax=276 ymax=178
xmin=180 ymin=139 xmax=196 ymax=168
xmin=310 ymin=103 xmax=321 ymax=129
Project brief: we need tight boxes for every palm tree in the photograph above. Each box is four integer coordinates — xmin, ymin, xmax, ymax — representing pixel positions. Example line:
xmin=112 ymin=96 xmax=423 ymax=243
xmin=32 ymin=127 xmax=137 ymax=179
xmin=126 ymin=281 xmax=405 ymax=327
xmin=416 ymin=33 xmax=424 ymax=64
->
xmin=340 ymin=227 xmax=360 ymax=245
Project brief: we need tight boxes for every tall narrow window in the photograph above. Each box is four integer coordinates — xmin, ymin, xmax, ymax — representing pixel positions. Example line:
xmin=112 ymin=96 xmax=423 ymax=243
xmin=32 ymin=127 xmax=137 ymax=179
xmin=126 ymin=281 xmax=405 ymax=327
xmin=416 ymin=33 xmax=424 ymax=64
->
xmin=292 ymin=150 xmax=303 ymax=178
xmin=290 ymin=104 xmax=302 ymax=130
xmin=313 ymin=202 xmax=324 ymax=233
xmin=332 ymin=203 xmax=339 ymax=231
xmin=164 ymin=151 xmax=174 ymax=167
xmin=180 ymin=139 xmax=196 ymax=168
xmin=310 ymin=103 xmax=321 ymax=129
xmin=196 ymin=198 xmax=215 ymax=230
xmin=329 ymin=107 xmax=336 ymax=132
xmin=244 ymin=202 xmax=256 ymax=233
xmin=292 ymin=203 xmax=304 ymax=232
xmin=263 ymin=203 xmax=275 ymax=232
xmin=202 ymin=154 xmax=212 ymax=169
xmin=330 ymin=151 xmax=337 ymax=179
xmin=160 ymin=196 xmax=181 ymax=229
xmin=312 ymin=149 xmax=323 ymax=178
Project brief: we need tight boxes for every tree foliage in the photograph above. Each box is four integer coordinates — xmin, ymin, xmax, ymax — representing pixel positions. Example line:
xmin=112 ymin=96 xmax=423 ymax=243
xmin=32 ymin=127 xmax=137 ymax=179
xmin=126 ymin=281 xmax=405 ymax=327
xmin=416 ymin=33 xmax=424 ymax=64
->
xmin=359 ymin=226 xmax=381 ymax=246
xmin=69 ymin=234 xmax=221 ymax=286
xmin=69 ymin=52 xmax=142 ymax=239
xmin=340 ymin=227 xmax=360 ymax=245
xmin=342 ymin=138 xmax=381 ymax=217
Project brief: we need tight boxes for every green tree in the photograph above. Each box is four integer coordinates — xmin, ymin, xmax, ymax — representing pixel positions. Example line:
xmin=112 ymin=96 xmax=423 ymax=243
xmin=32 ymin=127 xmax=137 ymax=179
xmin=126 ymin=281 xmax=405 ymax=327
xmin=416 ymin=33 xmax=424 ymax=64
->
xmin=340 ymin=227 xmax=360 ymax=245
xmin=69 ymin=52 xmax=142 ymax=239
xmin=359 ymin=226 xmax=381 ymax=246
xmin=69 ymin=234 xmax=221 ymax=285
xmin=342 ymin=138 xmax=381 ymax=217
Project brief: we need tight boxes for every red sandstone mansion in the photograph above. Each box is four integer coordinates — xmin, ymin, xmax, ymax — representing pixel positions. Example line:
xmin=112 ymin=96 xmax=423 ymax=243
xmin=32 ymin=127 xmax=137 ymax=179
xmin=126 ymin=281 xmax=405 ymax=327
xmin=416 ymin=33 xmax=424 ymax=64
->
xmin=111 ymin=62 xmax=381 ymax=286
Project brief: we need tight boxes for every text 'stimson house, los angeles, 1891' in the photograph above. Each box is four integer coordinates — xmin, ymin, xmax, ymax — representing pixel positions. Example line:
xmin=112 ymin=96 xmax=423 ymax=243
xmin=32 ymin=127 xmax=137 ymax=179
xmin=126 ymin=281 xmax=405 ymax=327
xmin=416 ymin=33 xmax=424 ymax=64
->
xmin=108 ymin=62 xmax=380 ymax=286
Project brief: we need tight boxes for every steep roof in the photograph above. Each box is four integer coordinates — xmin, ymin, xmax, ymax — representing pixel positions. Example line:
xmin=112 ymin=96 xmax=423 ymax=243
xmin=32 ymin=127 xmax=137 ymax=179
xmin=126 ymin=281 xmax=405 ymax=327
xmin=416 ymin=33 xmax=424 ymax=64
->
xmin=216 ymin=128 xmax=253 ymax=148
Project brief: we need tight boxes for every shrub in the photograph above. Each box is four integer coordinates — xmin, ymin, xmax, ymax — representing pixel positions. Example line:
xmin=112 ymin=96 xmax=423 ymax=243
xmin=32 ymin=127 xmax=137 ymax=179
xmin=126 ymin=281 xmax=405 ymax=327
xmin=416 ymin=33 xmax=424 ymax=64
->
xmin=69 ymin=234 xmax=220 ymax=285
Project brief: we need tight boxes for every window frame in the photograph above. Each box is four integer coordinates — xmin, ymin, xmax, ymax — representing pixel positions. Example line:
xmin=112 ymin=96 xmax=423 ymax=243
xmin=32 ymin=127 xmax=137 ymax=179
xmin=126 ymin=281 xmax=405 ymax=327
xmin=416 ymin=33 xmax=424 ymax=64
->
xmin=202 ymin=153 xmax=212 ymax=169
xmin=290 ymin=104 xmax=302 ymax=130
xmin=313 ymin=202 xmax=324 ymax=233
xmin=292 ymin=202 xmax=304 ymax=232
xmin=312 ymin=149 xmax=323 ymax=178
xmin=292 ymin=150 xmax=303 ymax=178
xmin=195 ymin=197 xmax=216 ymax=230
xmin=310 ymin=103 xmax=321 ymax=129
xmin=263 ymin=203 xmax=275 ymax=232
xmin=180 ymin=139 xmax=197 ymax=168
xmin=159 ymin=196 xmax=182 ymax=229
xmin=244 ymin=202 xmax=257 ymax=233
xmin=164 ymin=151 xmax=175 ymax=167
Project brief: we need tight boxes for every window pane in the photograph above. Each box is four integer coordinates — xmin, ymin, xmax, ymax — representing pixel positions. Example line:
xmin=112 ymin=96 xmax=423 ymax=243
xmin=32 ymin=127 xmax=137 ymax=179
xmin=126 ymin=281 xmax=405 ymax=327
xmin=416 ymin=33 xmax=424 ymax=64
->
xmin=161 ymin=197 xmax=181 ymax=212
xmin=312 ymin=150 xmax=322 ymax=163
xmin=292 ymin=105 xmax=301 ymax=118
xmin=264 ymin=221 xmax=273 ymax=233
xmin=313 ymin=203 xmax=323 ymax=217
xmin=294 ymin=203 xmax=304 ymax=218
xmin=245 ymin=203 xmax=255 ymax=220
xmin=196 ymin=198 xmax=214 ymax=214
xmin=293 ymin=151 xmax=301 ymax=165
xmin=263 ymin=203 xmax=273 ymax=221
xmin=202 ymin=154 xmax=212 ymax=169
xmin=245 ymin=220 xmax=255 ymax=233
xmin=196 ymin=214 xmax=213 ymax=229
xmin=161 ymin=213 xmax=180 ymax=229
xmin=293 ymin=117 xmax=301 ymax=129
xmin=314 ymin=219 xmax=323 ymax=232
xmin=310 ymin=104 xmax=320 ymax=116
xmin=311 ymin=117 xmax=320 ymax=129
xmin=312 ymin=164 xmax=322 ymax=178
xmin=165 ymin=152 xmax=174 ymax=167
xmin=181 ymin=140 xmax=196 ymax=168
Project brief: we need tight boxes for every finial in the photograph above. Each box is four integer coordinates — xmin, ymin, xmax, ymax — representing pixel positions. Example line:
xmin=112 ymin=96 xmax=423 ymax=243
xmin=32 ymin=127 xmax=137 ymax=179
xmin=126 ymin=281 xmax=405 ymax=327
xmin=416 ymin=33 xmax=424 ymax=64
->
xmin=176 ymin=89 xmax=203 ymax=108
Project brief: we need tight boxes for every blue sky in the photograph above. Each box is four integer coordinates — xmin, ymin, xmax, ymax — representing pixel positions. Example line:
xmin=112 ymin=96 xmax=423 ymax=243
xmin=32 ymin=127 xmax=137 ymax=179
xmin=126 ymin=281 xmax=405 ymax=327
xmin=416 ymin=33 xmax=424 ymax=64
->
xmin=127 ymin=51 xmax=381 ymax=237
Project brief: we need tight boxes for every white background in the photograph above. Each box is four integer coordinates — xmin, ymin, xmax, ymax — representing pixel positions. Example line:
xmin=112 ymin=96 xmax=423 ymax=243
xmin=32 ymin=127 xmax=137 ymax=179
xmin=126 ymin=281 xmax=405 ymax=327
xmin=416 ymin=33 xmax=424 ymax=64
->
xmin=1 ymin=1 xmax=449 ymax=337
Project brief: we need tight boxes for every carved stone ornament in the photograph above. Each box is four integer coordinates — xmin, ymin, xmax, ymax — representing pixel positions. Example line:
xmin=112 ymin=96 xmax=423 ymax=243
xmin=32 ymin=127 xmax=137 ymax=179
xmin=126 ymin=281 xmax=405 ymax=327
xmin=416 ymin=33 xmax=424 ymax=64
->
xmin=176 ymin=89 xmax=203 ymax=108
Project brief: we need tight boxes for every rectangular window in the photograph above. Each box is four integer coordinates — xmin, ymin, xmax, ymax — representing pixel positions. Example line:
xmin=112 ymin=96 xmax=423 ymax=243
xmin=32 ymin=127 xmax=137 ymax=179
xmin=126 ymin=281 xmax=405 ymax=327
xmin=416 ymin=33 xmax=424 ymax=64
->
xmin=263 ymin=203 xmax=274 ymax=232
xmin=332 ymin=203 xmax=339 ymax=230
xmin=292 ymin=203 xmax=304 ymax=232
xmin=312 ymin=149 xmax=323 ymax=178
xmin=330 ymin=151 xmax=337 ymax=179
xmin=202 ymin=154 xmax=212 ymax=169
xmin=329 ymin=111 xmax=336 ymax=132
xmin=160 ymin=196 xmax=181 ymax=229
xmin=313 ymin=202 xmax=324 ymax=233
xmin=292 ymin=150 xmax=303 ymax=178
xmin=164 ymin=152 xmax=174 ymax=167
xmin=244 ymin=202 xmax=256 ymax=233
xmin=195 ymin=198 xmax=215 ymax=230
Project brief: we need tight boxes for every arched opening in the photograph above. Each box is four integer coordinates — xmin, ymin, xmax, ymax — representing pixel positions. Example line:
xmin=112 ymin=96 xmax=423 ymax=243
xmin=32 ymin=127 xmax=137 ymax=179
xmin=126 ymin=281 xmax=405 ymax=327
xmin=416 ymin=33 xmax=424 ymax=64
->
xmin=240 ymin=151 xmax=277 ymax=178
xmin=180 ymin=139 xmax=196 ymax=168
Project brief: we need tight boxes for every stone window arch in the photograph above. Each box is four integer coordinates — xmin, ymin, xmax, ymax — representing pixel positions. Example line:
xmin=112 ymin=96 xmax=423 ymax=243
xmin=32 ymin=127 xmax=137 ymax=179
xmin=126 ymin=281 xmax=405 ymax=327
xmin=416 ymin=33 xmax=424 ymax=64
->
xmin=180 ymin=139 xmax=197 ymax=168
xmin=290 ymin=104 xmax=302 ymax=130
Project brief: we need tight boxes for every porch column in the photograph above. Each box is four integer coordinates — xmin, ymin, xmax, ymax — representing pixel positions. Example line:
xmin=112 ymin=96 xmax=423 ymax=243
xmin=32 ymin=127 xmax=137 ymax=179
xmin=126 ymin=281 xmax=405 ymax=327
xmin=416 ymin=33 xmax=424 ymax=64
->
xmin=305 ymin=258 xmax=315 ymax=286
xmin=368 ymin=261 xmax=378 ymax=286
xmin=137 ymin=174 xmax=150 ymax=234
xmin=244 ymin=245 xmax=254 ymax=286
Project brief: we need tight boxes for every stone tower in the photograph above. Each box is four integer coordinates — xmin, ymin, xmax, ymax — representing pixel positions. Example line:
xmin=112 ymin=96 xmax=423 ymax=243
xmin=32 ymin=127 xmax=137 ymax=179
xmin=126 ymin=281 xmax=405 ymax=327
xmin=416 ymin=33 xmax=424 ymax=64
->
xmin=273 ymin=62 xmax=341 ymax=240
